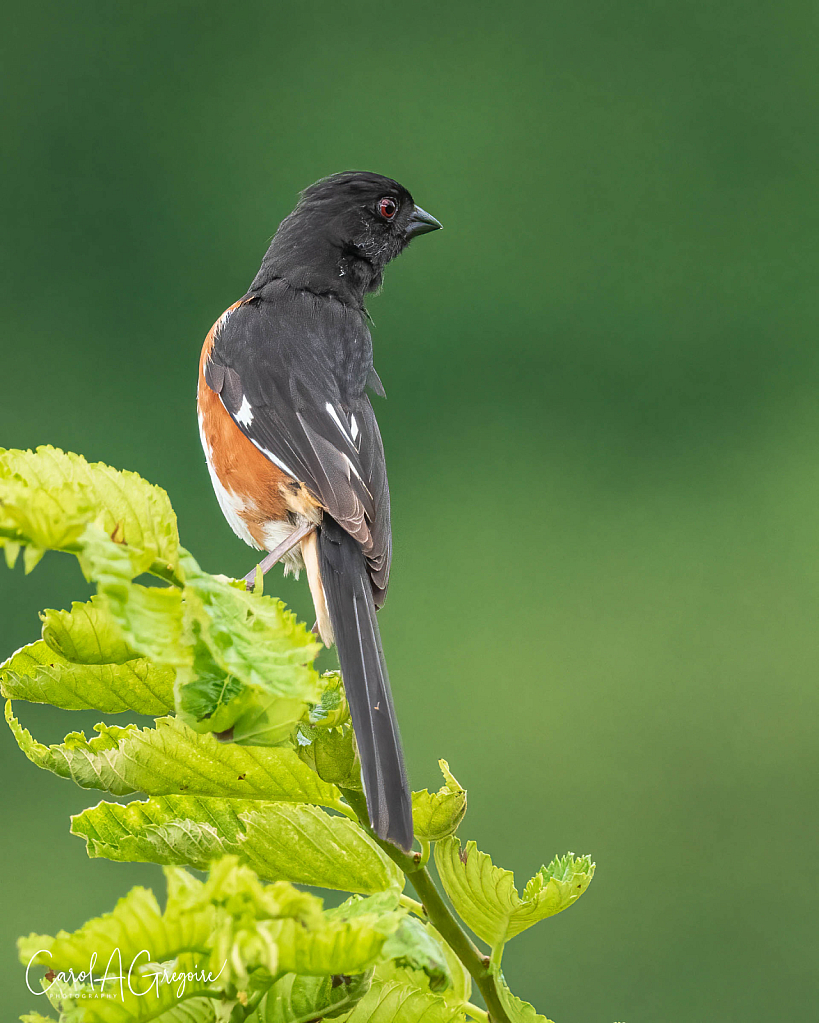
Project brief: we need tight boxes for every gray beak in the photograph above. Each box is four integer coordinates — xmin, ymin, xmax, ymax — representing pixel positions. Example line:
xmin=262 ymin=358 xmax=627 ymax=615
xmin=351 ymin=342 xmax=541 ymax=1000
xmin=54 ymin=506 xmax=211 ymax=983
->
xmin=406 ymin=204 xmax=442 ymax=238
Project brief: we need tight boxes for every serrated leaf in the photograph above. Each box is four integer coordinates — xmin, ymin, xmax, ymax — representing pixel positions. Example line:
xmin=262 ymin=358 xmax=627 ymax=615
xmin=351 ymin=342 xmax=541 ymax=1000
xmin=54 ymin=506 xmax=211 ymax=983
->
xmin=0 ymin=446 xmax=181 ymax=575
xmin=173 ymin=566 xmax=320 ymax=741
xmin=181 ymin=571 xmax=320 ymax=700
xmin=40 ymin=596 xmax=140 ymax=664
xmin=78 ymin=524 xmax=188 ymax=666
xmin=176 ymin=672 xmax=246 ymax=731
xmin=20 ymin=1014 xmax=58 ymax=1023
xmin=72 ymin=796 xmax=403 ymax=894
xmin=6 ymin=707 xmax=343 ymax=806
xmin=380 ymin=917 xmax=452 ymax=993
xmin=23 ymin=859 xmax=325 ymax=1018
xmin=412 ymin=760 xmax=466 ymax=842
xmin=241 ymin=806 xmax=403 ymax=895
xmin=39 ymin=961 xmax=222 ymax=1023
xmin=434 ymin=839 xmax=594 ymax=948
xmin=106 ymin=581 xmax=186 ymax=666
xmin=23 ymin=855 xmax=406 ymax=1021
xmin=0 ymin=476 xmax=94 ymax=555
xmin=174 ymin=858 xmax=400 ymax=987
xmin=495 ymin=976 xmax=555 ymax=1023
xmin=0 ymin=641 xmax=174 ymax=714
xmin=260 ymin=972 xmax=372 ymax=1023
xmin=21 ymin=872 xmax=226 ymax=1022
xmin=341 ymin=977 xmax=465 ymax=1022
xmin=264 ymin=895 xmax=402 ymax=976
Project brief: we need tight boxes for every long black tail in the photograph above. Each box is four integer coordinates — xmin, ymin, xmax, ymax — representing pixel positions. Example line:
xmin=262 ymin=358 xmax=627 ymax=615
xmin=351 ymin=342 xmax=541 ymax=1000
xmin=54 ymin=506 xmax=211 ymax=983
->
xmin=318 ymin=517 xmax=413 ymax=852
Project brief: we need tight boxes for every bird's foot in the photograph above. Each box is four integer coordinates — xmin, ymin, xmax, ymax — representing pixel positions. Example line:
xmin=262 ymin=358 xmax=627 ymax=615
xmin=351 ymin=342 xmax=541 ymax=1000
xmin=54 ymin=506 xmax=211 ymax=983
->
xmin=242 ymin=522 xmax=316 ymax=591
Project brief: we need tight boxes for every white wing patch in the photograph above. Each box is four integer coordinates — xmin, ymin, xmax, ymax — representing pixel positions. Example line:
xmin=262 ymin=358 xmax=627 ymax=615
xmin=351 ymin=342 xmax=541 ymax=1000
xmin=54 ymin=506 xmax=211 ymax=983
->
xmin=236 ymin=395 xmax=254 ymax=427
xmin=325 ymin=401 xmax=354 ymax=445
xmin=247 ymin=435 xmax=299 ymax=481
xmin=325 ymin=401 xmax=361 ymax=451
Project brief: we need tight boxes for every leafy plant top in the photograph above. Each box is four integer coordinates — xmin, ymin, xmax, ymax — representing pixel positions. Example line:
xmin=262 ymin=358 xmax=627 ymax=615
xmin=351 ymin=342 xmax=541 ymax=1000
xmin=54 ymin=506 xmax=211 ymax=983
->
xmin=2 ymin=447 xmax=594 ymax=1022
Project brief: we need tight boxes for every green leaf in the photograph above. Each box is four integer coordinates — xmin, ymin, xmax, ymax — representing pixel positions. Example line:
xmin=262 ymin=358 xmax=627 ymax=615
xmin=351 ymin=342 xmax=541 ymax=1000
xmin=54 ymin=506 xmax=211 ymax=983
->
xmin=177 ymin=675 xmax=308 ymax=748
xmin=228 ymin=691 xmax=309 ymax=748
xmin=377 ymin=919 xmax=472 ymax=1006
xmin=38 ymin=961 xmax=223 ymax=1022
xmin=297 ymin=722 xmax=360 ymax=786
xmin=264 ymin=894 xmax=403 ymax=976
xmin=412 ymin=760 xmax=466 ymax=842
xmin=380 ymin=917 xmax=452 ymax=993
xmin=180 ymin=570 xmax=320 ymax=700
xmin=341 ymin=977 xmax=465 ymax=1022
xmin=174 ymin=858 xmax=401 ymax=989
xmin=432 ymin=923 xmax=472 ymax=1006
xmin=0 ymin=476 xmax=93 ymax=561
xmin=106 ymin=581 xmax=186 ymax=667
xmin=307 ymin=672 xmax=350 ymax=729
xmin=22 ymin=857 xmax=407 ymax=1022
xmin=20 ymin=867 xmax=228 ymax=1022
xmin=260 ymin=972 xmax=372 ymax=1023
xmin=78 ymin=524 xmax=188 ymax=666
xmin=434 ymin=839 xmax=595 ymax=947
xmin=175 ymin=672 xmax=247 ymax=731
xmin=19 ymin=1014 xmax=58 ymax=1023
xmin=22 ymin=859 xmax=324 ymax=1019
xmin=6 ymin=707 xmax=342 ymax=805
xmin=172 ymin=568 xmax=321 ymax=740
xmin=0 ymin=641 xmax=174 ymax=714
xmin=0 ymin=446 xmax=181 ymax=575
xmin=72 ymin=796 xmax=403 ymax=894
xmin=239 ymin=804 xmax=402 ymax=893
xmin=495 ymin=977 xmax=555 ymax=1023
xmin=40 ymin=596 xmax=140 ymax=664
xmin=24 ymin=543 xmax=47 ymax=574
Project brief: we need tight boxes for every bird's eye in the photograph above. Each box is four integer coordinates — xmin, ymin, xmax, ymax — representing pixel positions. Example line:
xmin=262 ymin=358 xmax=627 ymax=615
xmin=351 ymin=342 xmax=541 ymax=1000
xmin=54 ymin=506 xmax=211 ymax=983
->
xmin=378 ymin=197 xmax=398 ymax=220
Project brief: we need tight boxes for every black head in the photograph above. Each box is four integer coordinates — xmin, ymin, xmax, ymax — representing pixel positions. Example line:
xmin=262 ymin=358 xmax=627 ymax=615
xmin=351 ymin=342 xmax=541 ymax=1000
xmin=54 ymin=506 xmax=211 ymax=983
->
xmin=251 ymin=171 xmax=442 ymax=305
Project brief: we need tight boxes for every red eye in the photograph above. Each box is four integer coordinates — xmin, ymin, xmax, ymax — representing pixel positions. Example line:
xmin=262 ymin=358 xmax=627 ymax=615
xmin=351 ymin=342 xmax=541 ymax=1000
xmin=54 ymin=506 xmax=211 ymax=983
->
xmin=378 ymin=197 xmax=398 ymax=220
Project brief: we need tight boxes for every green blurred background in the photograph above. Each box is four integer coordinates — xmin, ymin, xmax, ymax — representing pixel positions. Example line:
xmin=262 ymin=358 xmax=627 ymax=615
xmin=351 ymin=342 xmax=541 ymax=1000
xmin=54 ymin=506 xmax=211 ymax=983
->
xmin=1 ymin=1 xmax=817 ymax=1019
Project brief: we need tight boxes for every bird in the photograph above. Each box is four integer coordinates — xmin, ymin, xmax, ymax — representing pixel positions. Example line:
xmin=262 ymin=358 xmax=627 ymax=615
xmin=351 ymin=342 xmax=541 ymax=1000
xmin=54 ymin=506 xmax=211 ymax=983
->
xmin=197 ymin=171 xmax=442 ymax=851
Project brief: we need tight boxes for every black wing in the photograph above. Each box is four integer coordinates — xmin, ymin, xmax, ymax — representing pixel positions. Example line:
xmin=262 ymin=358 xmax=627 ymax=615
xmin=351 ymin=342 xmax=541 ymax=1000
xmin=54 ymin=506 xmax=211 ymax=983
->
xmin=204 ymin=288 xmax=392 ymax=605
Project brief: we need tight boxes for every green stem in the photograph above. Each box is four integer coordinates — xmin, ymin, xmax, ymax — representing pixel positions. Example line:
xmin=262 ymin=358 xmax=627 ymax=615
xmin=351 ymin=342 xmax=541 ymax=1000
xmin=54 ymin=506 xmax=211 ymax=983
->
xmin=399 ymin=893 xmax=425 ymax=916
xmin=466 ymin=1003 xmax=490 ymax=1023
xmin=331 ymin=799 xmax=360 ymax=822
xmin=339 ymin=788 xmax=512 ymax=1023
xmin=242 ymin=986 xmax=268 ymax=1017
xmin=191 ymin=983 xmax=268 ymax=1019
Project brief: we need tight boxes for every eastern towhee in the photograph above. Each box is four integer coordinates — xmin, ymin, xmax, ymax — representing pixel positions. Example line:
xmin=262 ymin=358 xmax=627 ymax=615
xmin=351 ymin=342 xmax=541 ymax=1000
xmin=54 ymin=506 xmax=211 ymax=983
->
xmin=197 ymin=172 xmax=441 ymax=851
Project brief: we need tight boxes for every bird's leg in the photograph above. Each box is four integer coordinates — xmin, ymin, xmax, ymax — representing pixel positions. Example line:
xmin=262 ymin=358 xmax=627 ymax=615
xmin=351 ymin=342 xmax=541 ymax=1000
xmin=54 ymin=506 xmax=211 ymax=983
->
xmin=243 ymin=521 xmax=316 ymax=591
